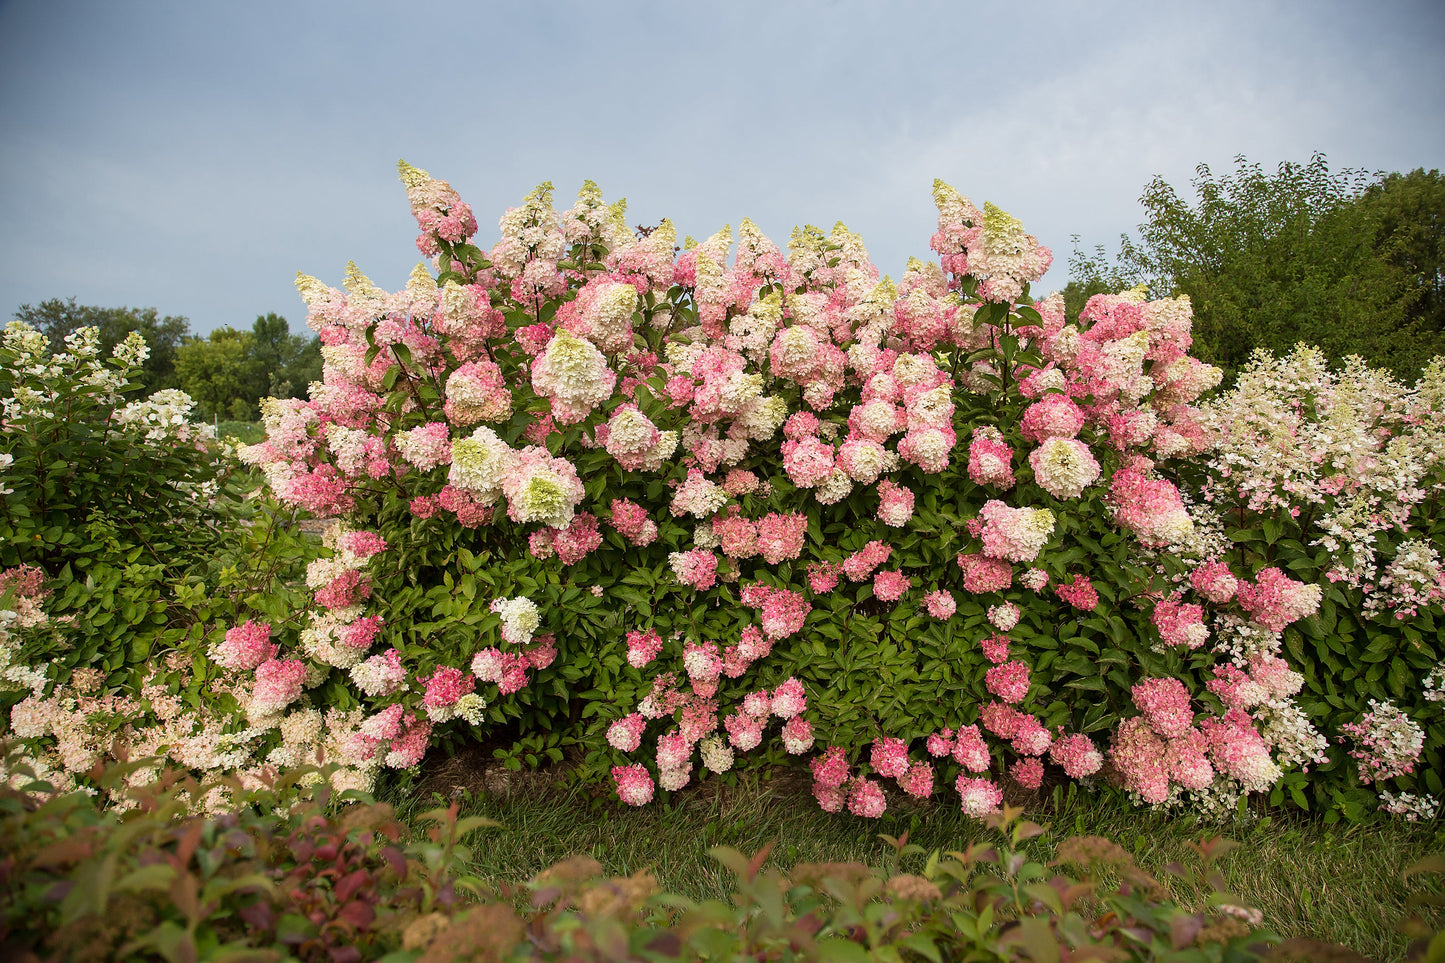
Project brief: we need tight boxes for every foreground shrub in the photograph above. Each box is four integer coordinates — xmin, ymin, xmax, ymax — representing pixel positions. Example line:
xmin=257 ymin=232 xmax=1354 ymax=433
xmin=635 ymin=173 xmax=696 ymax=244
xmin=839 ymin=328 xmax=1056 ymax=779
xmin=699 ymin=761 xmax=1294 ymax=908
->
xmin=0 ymin=754 xmax=1279 ymax=962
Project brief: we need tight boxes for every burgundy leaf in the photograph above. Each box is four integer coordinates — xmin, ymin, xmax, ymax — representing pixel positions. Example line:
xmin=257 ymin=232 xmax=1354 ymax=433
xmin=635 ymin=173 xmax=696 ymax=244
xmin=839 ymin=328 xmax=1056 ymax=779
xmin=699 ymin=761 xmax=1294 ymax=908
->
xmin=239 ymin=901 xmax=275 ymax=931
xmin=337 ymin=900 xmax=375 ymax=930
xmin=334 ymin=869 xmax=370 ymax=904
xmin=644 ymin=932 xmax=682 ymax=958
xmin=381 ymin=846 xmax=407 ymax=879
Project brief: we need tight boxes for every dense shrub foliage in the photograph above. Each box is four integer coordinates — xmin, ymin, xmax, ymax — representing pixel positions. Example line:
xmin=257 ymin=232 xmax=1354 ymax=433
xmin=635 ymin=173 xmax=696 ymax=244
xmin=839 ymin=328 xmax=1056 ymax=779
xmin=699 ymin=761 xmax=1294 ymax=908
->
xmin=0 ymin=755 xmax=1281 ymax=963
xmin=1 ymin=162 xmax=1441 ymax=825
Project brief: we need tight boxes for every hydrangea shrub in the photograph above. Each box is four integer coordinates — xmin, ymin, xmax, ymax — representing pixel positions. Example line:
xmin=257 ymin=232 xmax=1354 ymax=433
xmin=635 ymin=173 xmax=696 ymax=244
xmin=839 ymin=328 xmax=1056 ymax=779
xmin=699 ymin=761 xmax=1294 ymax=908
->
xmin=4 ymin=163 xmax=1442 ymax=822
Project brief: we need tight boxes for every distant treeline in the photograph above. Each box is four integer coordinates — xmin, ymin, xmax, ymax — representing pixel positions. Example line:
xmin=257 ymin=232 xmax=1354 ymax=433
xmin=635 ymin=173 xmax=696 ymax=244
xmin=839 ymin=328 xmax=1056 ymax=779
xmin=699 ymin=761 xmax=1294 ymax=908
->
xmin=10 ymin=299 xmax=322 ymax=421
xmin=1066 ymin=155 xmax=1445 ymax=382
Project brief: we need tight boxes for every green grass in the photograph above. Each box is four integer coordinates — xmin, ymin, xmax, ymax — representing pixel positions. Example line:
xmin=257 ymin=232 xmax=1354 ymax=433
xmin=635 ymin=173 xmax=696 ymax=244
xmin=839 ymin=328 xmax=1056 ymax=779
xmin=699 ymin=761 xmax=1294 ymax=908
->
xmin=390 ymin=762 xmax=1444 ymax=962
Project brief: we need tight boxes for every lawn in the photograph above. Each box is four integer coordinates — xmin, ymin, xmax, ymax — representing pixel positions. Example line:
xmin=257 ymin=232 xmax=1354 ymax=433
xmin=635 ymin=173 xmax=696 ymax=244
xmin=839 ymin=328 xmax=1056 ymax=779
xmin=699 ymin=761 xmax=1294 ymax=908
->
xmin=397 ymin=754 xmax=1445 ymax=963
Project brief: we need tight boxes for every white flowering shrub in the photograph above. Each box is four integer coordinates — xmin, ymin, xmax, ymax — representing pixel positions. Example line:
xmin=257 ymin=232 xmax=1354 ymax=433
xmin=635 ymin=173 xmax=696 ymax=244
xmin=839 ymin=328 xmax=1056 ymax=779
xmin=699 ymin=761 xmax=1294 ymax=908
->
xmin=0 ymin=323 xmax=324 ymax=800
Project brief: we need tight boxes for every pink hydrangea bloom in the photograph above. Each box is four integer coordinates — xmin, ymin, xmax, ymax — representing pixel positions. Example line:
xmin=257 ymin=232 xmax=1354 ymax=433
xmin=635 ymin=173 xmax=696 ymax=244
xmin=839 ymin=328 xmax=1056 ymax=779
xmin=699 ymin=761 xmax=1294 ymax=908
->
xmin=806 ymin=561 xmax=842 ymax=594
xmin=876 ymin=480 xmax=915 ymax=527
xmin=814 ymin=782 xmax=846 ymax=812
xmin=981 ymin=701 xmax=1023 ymax=739
xmin=1201 ymin=709 xmax=1279 ymax=792
xmin=980 ymin=634 xmax=1011 ymax=664
xmin=1235 ymin=567 xmax=1322 ymax=633
xmin=338 ymin=531 xmax=388 ymax=558
xmin=897 ymin=426 xmax=956 ymax=473
xmin=1132 ymin=678 xmax=1195 ymax=738
xmin=544 ymin=512 xmax=603 ymax=565
xmin=873 ymin=570 xmax=910 ymax=602
xmin=314 ymin=570 xmax=371 ymax=610
xmin=669 ymin=549 xmax=719 ymax=591
xmin=1207 ymin=664 xmax=1267 ymax=710
xmin=385 ymin=713 xmax=433 ymax=769
xmin=956 ymin=775 xmax=1003 ymax=816
xmin=339 ymin=615 xmax=385 ymax=650
xmin=770 ymin=678 xmax=806 ymax=718
xmin=958 ymin=553 xmax=1012 ymax=593
xmin=724 ymin=710 xmax=765 ymax=751
xmin=741 ymin=690 xmax=771 ymax=718
xmin=1152 ymin=596 xmax=1209 ymax=648
xmin=810 ymin=746 xmax=850 ymax=789
xmin=781 ymin=437 xmax=835 ymax=488
xmin=422 ymin=666 xmax=474 ymax=712
xmin=722 ymin=469 xmax=760 ymax=495
xmin=967 ymin=427 xmax=1014 ymax=489
xmin=951 ymin=724 xmax=991 ymax=772
xmin=1108 ymin=469 xmax=1192 ymax=549
xmin=1020 ymin=568 xmax=1050 ymax=592
xmin=978 ymin=500 xmax=1053 ymax=563
xmin=842 ymin=541 xmax=893 ymax=581
xmin=870 ymin=736 xmax=911 ymax=779
xmin=682 ymin=641 xmax=723 ymax=683
xmin=924 ymin=590 xmax=956 ymax=619
xmin=899 ymin=762 xmax=934 ymax=799
xmin=1055 ymin=574 xmax=1099 ymax=611
xmin=497 ymin=654 xmax=531 ymax=695
xmin=1249 ymin=654 xmax=1303 ymax=699
xmin=602 ymin=404 xmax=663 ymax=471
xmin=1011 ymin=756 xmax=1044 ymax=790
xmin=395 ymin=422 xmax=452 ymax=472
xmin=756 ymin=512 xmax=808 ymax=564
xmin=1019 ymin=394 xmax=1085 ymax=442
xmin=740 ymin=583 xmax=811 ymax=639
xmin=607 ymin=713 xmax=646 ymax=752
xmin=250 ymin=659 xmax=307 ymax=717
xmin=1190 ymin=561 xmax=1238 ymax=603
xmin=608 ymin=498 xmax=657 ymax=546
xmin=847 ymin=777 xmax=887 ymax=817
xmin=625 ymin=629 xmax=663 ymax=668
xmin=612 ymin=764 xmax=655 ymax=806
xmin=781 ymin=716 xmax=814 ymax=754
xmin=1011 ymin=715 xmax=1053 ymax=756
xmin=985 ymin=661 xmax=1031 ymax=704
xmin=1110 ymin=717 xmax=1171 ymax=804
xmin=214 ymin=621 xmax=277 ymax=671
xmin=350 ymin=648 xmax=407 ymax=698
xmin=713 ymin=510 xmax=759 ymax=559
xmin=1049 ymin=733 xmax=1104 ymax=778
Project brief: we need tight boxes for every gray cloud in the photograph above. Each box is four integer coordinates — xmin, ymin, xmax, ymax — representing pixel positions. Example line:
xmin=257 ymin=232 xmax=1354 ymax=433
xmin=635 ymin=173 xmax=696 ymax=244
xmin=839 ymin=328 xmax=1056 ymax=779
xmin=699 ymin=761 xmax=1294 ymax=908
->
xmin=1 ymin=0 xmax=1440 ymax=334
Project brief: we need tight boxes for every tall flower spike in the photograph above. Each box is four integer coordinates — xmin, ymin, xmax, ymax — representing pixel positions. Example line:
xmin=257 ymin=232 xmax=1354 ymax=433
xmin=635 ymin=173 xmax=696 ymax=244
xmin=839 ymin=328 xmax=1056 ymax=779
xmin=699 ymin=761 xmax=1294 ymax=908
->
xmin=397 ymin=158 xmax=431 ymax=191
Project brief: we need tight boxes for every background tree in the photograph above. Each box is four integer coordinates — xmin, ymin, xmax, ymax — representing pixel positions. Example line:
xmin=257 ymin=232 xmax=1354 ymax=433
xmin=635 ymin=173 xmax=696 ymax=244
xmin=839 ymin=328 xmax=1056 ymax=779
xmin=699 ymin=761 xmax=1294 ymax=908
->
xmin=249 ymin=311 xmax=322 ymax=400
xmin=11 ymin=297 xmax=190 ymax=394
xmin=1358 ymin=168 xmax=1445 ymax=349
xmin=174 ymin=315 xmax=322 ymax=420
xmin=1068 ymin=154 xmax=1445 ymax=380
xmin=175 ymin=327 xmax=260 ymax=420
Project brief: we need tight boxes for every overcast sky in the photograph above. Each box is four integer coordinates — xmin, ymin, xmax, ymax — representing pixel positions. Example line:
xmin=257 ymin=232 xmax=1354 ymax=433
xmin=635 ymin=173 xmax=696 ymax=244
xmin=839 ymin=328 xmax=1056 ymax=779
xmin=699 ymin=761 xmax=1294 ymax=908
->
xmin=1 ymin=0 xmax=1441 ymax=337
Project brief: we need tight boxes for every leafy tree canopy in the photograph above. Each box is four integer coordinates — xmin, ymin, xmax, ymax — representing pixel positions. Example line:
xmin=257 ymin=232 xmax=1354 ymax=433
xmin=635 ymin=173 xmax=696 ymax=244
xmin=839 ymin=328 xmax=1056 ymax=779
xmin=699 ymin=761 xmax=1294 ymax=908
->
xmin=1067 ymin=154 xmax=1445 ymax=380
xmin=175 ymin=314 xmax=322 ymax=420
